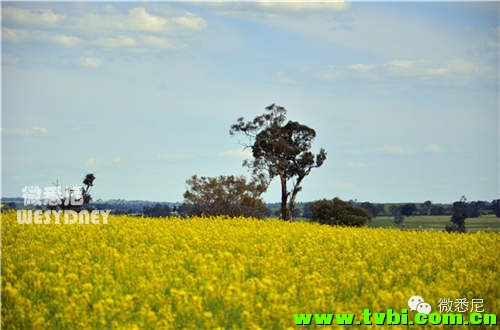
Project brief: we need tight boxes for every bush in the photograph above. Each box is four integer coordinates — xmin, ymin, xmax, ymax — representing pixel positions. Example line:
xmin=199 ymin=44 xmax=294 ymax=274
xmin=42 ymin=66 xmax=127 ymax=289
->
xmin=183 ymin=175 xmax=267 ymax=218
xmin=310 ymin=197 xmax=371 ymax=227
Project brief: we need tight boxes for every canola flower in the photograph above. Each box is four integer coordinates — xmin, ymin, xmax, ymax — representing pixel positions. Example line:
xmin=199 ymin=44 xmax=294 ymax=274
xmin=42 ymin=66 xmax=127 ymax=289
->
xmin=1 ymin=210 xmax=499 ymax=329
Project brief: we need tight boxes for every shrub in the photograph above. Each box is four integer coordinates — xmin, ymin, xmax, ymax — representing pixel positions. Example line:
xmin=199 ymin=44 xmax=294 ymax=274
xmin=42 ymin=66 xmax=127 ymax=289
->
xmin=310 ymin=197 xmax=371 ymax=227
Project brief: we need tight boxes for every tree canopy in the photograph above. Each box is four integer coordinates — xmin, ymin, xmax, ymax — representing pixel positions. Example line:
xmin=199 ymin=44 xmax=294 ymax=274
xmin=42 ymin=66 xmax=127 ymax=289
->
xmin=183 ymin=175 xmax=267 ymax=218
xmin=230 ymin=104 xmax=326 ymax=220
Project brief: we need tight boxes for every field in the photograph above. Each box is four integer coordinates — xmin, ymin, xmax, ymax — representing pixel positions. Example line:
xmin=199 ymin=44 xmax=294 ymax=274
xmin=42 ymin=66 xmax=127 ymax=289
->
xmin=2 ymin=210 xmax=499 ymax=329
xmin=369 ymin=215 xmax=500 ymax=232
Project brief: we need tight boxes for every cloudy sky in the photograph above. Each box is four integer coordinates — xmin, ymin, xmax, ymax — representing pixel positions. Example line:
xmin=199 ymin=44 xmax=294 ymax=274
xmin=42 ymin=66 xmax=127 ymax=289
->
xmin=2 ymin=1 xmax=498 ymax=203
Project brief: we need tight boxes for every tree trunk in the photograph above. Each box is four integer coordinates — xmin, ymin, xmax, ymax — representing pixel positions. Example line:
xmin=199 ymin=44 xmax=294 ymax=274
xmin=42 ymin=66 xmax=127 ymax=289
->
xmin=288 ymin=175 xmax=305 ymax=222
xmin=280 ymin=174 xmax=289 ymax=220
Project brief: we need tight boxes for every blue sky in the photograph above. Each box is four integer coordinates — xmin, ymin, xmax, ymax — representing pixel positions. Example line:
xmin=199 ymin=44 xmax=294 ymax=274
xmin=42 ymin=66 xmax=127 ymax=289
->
xmin=1 ymin=1 xmax=498 ymax=203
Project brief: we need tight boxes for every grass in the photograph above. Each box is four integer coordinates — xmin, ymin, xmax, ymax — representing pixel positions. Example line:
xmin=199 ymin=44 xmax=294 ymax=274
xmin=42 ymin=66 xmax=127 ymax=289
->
xmin=369 ymin=214 xmax=500 ymax=232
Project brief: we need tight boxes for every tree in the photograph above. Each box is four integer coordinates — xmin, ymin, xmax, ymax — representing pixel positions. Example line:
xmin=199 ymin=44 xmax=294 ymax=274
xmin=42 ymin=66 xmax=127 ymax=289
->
xmin=143 ymin=203 xmax=171 ymax=217
xmin=492 ymin=199 xmax=500 ymax=217
xmin=310 ymin=197 xmax=371 ymax=227
xmin=391 ymin=206 xmax=404 ymax=228
xmin=446 ymin=196 xmax=467 ymax=233
xmin=183 ymin=175 xmax=267 ymax=218
xmin=230 ymin=104 xmax=326 ymax=220
xmin=401 ymin=203 xmax=417 ymax=216
xmin=303 ymin=202 xmax=313 ymax=219
xmin=360 ymin=202 xmax=377 ymax=217
xmin=430 ymin=205 xmax=446 ymax=215
xmin=466 ymin=201 xmax=481 ymax=218
xmin=422 ymin=200 xmax=432 ymax=216
xmin=52 ymin=173 xmax=95 ymax=212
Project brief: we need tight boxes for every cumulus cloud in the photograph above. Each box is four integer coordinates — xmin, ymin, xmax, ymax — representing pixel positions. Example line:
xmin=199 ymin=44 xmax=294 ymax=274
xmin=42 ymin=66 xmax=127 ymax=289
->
xmin=377 ymin=145 xmax=406 ymax=154
xmin=81 ymin=57 xmax=102 ymax=68
xmin=49 ymin=34 xmax=81 ymax=46
xmin=256 ymin=0 xmax=349 ymax=11
xmin=2 ymin=5 xmax=207 ymax=52
xmin=2 ymin=28 xmax=29 ymax=43
xmin=75 ymin=7 xmax=206 ymax=34
xmin=141 ymin=36 xmax=174 ymax=49
xmin=127 ymin=7 xmax=168 ymax=32
xmin=171 ymin=14 xmax=208 ymax=31
xmin=1 ymin=127 xmax=48 ymax=136
xmin=219 ymin=148 xmax=252 ymax=158
xmin=350 ymin=64 xmax=374 ymax=73
xmin=95 ymin=36 xmax=136 ymax=48
xmin=390 ymin=59 xmax=415 ymax=71
xmin=274 ymin=57 xmax=496 ymax=88
xmin=3 ymin=7 xmax=63 ymax=26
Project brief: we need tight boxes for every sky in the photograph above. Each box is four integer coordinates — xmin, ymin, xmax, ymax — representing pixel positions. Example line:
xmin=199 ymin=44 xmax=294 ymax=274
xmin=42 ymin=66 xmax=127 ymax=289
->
xmin=1 ymin=1 xmax=499 ymax=203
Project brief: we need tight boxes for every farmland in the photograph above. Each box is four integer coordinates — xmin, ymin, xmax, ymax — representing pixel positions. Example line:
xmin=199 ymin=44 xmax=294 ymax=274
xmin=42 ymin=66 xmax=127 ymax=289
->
xmin=369 ymin=215 xmax=500 ymax=232
xmin=2 ymin=211 xmax=499 ymax=329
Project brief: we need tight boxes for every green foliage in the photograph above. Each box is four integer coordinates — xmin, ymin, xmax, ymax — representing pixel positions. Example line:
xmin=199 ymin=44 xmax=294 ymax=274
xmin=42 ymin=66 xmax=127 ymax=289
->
xmin=183 ymin=175 xmax=267 ymax=218
xmin=143 ymin=203 xmax=171 ymax=217
xmin=401 ymin=203 xmax=417 ymax=216
xmin=310 ymin=197 xmax=371 ymax=227
xmin=390 ymin=206 xmax=405 ymax=228
xmin=446 ymin=198 xmax=468 ymax=233
xmin=492 ymin=199 xmax=500 ymax=217
xmin=230 ymin=104 xmax=326 ymax=220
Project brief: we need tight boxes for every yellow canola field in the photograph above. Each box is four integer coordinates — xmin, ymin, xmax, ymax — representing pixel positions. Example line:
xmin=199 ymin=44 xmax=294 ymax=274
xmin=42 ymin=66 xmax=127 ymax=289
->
xmin=2 ymin=211 xmax=498 ymax=329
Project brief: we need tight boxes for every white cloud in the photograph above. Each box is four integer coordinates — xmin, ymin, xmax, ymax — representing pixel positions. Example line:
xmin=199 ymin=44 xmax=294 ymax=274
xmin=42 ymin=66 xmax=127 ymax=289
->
xmin=171 ymin=14 xmax=208 ymax=31
xmin=390 ymin=59 xmax=415 ymax=71
xmin=85 ymin=157 xmax=100 ymax=166
xmin=350 ymin=64 xmax=374 ymax=73
xmin=1 ymin=127 xmax=48 ymax=136
xmin=256 ymin=0 xmax=349 ymax=11
xmin=377 ymin=145 xmax=406 ymax=154
xmin=2 ymin=5 xmax=207 ymax=52
xmin=274 ymin=57 xmax=496 ymax=88
xmin=3 ymin=7 xmax=63 ymax=26
xmin=95 ymin=36 xmax=136 ymax=48
xmin=219 ymin=148 xmax=252 ymax=158
xmin=2 ymin=28 xmax=29 ymax=43
xmin=347 ymin=161 xmax=366 ymax=169
xmin=49 ymin=34 xmax=81 ymax=46
xmin=426 ymin=67 xmax=448 ymax=76
xmin=425 ymin=144 xmax=444 ymax=153
xmin=31 ymin=127 xmax=48 ymax=135
xmin=141 ymin=36 xmax=174 ymax=49
xmin=81 ymin=57 xmax=102 ymax=68
xmin=75 ymin=7 xmax=206 ymax=35
xmin=127 ymin=7 xmax=167 ymax=32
